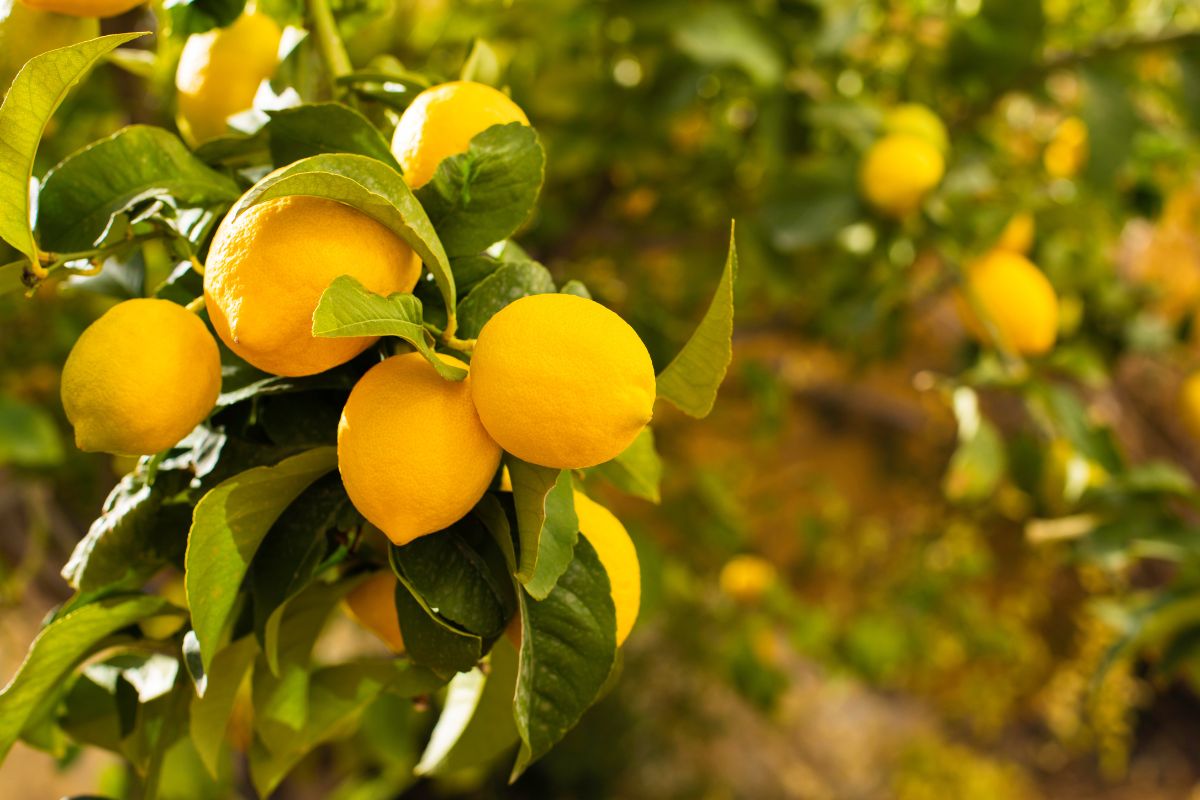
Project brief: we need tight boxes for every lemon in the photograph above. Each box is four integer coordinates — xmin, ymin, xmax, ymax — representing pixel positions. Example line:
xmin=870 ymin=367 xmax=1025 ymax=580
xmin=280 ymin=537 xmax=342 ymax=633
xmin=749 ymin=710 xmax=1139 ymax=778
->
xmin=470 ymin=294 xmax=655 ymax=470
xmin=1044 ymin=116 xmax=1087 ymax=179
xmin=883 ymin=103 xmax=948 ymax=153
xmin=957 ymin=250 xmax=1058 ymax=356
xmin=344 ymin=571 xmax=405 ymax=653
xmin=575 ymin=490 xmax=639 ymax=646
xmin=17 ymin=0 xmax=139 ymax=17
xmin=338 ymin=353 xmax=501 ymax=545
xmin=204 ymin=195 xmax=422 ymax=377
xmin=996 ymin=212 xmax=1035 ymax=255
xmin=1181 ymin=373 xmax=1200 ymax=441
xmin=390 ymin=80 xmax=529 ymax=189
xmin=859 ymin=133 xmax=945 ymax=217
xmin=1 ymin=0 xmax=97 ymax=90
xmin=718 ymin=554 xmax=777 ymax=605
xmin=175 ymin=13 xmax=281 ymax=146
xmin=62 ymin=299 xmax=221 ymax=456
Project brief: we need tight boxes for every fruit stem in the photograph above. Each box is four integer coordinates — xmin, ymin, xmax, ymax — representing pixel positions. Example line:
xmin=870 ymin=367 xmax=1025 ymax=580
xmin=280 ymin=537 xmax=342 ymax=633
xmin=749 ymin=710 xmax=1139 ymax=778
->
xmin=442 ymin=333 xmax=477 ymax=353
xmin=309 ymin=0 xmax=353 ymax=85
xmin=185 ymin=296 xmax=207 ymax=314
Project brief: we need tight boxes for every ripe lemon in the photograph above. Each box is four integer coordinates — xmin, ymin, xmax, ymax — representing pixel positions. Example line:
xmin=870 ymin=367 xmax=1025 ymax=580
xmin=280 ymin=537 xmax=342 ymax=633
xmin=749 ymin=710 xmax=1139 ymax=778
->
xmin=390 ymin=80 xmax=529 ymax=189
xmin=1181 ymin=373 xmax=1200 ymax=441
xmin=1044 ymin=116 xmax=1087 ymax=179
xmin=204 ymin=195 xmax=422 ymax=377
xmin=859 ymin=133 xmax=945 ymax=217
xmin=175 ymin=13 xmax=281 ymax=145
xmin=718 ymin=554 xmax=777 ymax=605
xmin=575 ymin=490 xmax=639 ymax=646
xmin=62 ymin=299 xmax=221 ymax=456
xmin=470 ymin=294 xmax=655 ymax=470
xmin=996 ymin=212 xmax=1035 ymax=255
xmin=344 ymin=571 xmax=405 ymax=653
xmin=883 ymin=103 xmax=948 ymax=153
xmin=17 ymin=0 xmax=139 ymax=17
xmin=957 ymin=250 xmax=1058 ymax=356
xmin=1 ymin=0 xmax=97 ymax=90
xmin=338 ymin=353 xmax=501 ymax=545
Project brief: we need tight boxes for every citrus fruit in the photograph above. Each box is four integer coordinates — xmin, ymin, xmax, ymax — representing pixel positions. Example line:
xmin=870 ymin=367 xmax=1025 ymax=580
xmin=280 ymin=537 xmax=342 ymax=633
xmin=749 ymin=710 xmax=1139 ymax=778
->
xmin=883 ymin=103 xmax=948 ymax=153
xmin=1044 ymin=116 xmax=1087 ymax=179
xmin=204 ymin=195 xmax=422 ymax=377
xmin=61 ymin=299 xmax=221 ymax=456
xmin=175 ymin=13 xmax=281 ymax=145
xmin=1 ymin=0 xmax=97 ymax=90
xmin=17 ymin=0 xmax=139 ymax=17
xmin=1181 ymin=373 xmax=1200 ymax=441
xmin=719 ymin=554 xmax=777 ymax=605
xmin=859 ymin=133 xmax=945 ymax=217
xmin=390 ymin=80 xmax=529 ymax=189
xmin=957 ymin=250 xmax=1059 ymax=356
xmin=996 ymin=212 xmax=1035 ymax=255
xmin=338 ymin=353 xmax=501 ymax=545
xmin=575 ymin=490 xmax=639 ymax=646
xmin=470 ymin=293 xmax=655 ymax=470
xmin=344 ymin=571 xmax=405 ymax=653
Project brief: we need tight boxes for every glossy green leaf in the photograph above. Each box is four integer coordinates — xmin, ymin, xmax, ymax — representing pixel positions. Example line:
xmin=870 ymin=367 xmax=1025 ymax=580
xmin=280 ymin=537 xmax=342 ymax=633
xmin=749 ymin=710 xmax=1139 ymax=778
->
xmin=37 ymin=125 xmax=239 ymax=252
xmin=0 ymin=32 xmax=147 ymax=261
xmin=505 ymin=457 xmax=579 ymax=600
xmin=590 ymin=427 xmax=662 ymax=503
xmin=456 ymin=260 xmax=555 ymax=339
xmin=656 ymin=225 xmax=737 ymax=418
xmin=0 ymin=394 xmax=62 ymax=467
xmin=672 ymin=3 xmax=783 ymax=86
xmin=230 ymin=153 xmax=457 ymax=321
xmin=186 ymin=448 xmax=337 ymax=672
xmin=0 ymin=259 xmax=26 ymax=296
xmin=416 ymin=123 xmax=544 ymax=257
xmin=189 ymin=635 xmax=256 ymax=776
xmin=511 ymin=536 xmax=616 ymax=780
xmin=266 ymin=103 xmax=401 ymax=170
xmin=312 ymin=274 xmax=467 ymax=380
xmin=0 ymin=593 xmax=177 ymax=760
xmin=390 ymin=565 xmax=483 ymax=676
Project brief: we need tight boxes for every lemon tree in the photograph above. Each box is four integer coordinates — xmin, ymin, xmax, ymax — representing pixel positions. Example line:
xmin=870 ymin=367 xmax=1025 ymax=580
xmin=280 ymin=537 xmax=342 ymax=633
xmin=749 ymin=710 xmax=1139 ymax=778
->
xmin=0 ymin=9 xmax=735 ymax=798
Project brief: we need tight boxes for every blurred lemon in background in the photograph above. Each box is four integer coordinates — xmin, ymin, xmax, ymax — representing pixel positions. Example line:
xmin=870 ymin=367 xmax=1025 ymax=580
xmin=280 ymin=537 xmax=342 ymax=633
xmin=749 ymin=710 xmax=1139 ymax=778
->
xmin=860 ymin=133 xmax=945 ymax=217
xmin=575 ymin=490 xmax=640 ymax=645
xmin=883 ymin=103 xmax=949 ymax=153
xmin=0 ymin=0 xmax=97 ymax=89
xmin=17 ymin=0 xmax=139 ymax=17
xmin=1044 ymin=116 xmax=1088 ymax=179
xmin=344 ymin=571 xmax=406 ymax=653
xmin=719 ymin=554 xmax=777 ymax=605
xmin=958 ymin=250 xmax=1059 ymax=356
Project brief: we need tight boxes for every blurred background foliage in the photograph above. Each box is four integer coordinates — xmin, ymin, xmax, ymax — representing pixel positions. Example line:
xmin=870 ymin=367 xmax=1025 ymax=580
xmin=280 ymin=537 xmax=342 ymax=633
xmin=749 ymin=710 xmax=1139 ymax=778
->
xmin=10 ymin=0 xmax=1200 ymax=797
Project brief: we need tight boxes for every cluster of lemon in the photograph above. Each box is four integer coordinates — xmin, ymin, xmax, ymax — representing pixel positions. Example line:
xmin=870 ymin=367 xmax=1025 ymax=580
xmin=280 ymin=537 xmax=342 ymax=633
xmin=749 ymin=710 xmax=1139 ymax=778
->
xmin=62 ymin=80 xmax=645 ymax=649
xmin=859 ymin=104 xmax=1060 ymax=357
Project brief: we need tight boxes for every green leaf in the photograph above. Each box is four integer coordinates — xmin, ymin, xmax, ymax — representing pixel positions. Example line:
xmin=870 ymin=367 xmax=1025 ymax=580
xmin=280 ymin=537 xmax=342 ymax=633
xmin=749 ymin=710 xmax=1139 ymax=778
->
xmin=589 ymin=427 xmax=662 ymax=503
xmin=389 ymin=566 xmax=483 ymax=676
xmin=762 ymin=161 xmax=861 ymax=252
xmin=559 ymin=279 xmax=591 ymax=299
xmin=165 ymin=0 xmax=247 ymax=36
xmin=415 ymin=634 xmax=520 ymax=776
xmin=0 ymin=259 xmax=27 ymax=296
xmin=0 ymin=32 xmax=148 ymax=261
xmin=0 ymin=395 xmax=62 ymax=467
xmin=449 ymin=253 xmax=503 ymax=293
xmin=312 ymin=275 xmax=467 ymax=380
xmin=505 ymin=457 xmax=579 ymax=600
xmin=511 ymin=536 xmax=616 ymax=780
xmin=390 ymin=513 xmax=516 ymax=639
xmin=249 ymin=658 xmax=444 ymax=797
xmin=656 ymin=225 xmax=737 ymax=418
xmin=1082 ymin=65 xmax=1138 ymax=187
xmin=266 ymin=104 xmax=401 ymax=171
xmin=186 ymin=448 xmax=337 ymax=672
xmin=188 ymin=635 xmax=256 ymax=776
xmin=943 ymin=387 xmax=1006 ymax=504
xmin=459 ymin=39 xmax=501 ymax=86
xmin=37 ymin=125 xmax=239 ymax=253
xmin=229 ymin=153 xmax=457 ymax=322
xmin=416 ymin=123 xmax=544 ymax=258
xmin=672 ymin=3 xmax=784 ymax=86
xmin=0 ymin=593 xmax=177 ymax=761
xmin=456 ymin=259 xmax=555 ymax=339
xmin=61 ymin=474 xmax=192 ymax=592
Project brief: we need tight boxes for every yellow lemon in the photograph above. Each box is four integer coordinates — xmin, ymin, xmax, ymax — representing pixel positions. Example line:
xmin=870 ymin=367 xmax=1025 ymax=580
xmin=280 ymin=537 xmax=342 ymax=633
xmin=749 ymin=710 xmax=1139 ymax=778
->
xmin=470 ymin=294 xmax=655 ymax=470
xmin=390 ymin=80 xmax=529 ymax=189
xmin=859 ymin=133 xmax=945 ymax=217
xmin=62 ymin=299 xmax=221 ymax=456
xmin=574 ymin=490 xmax=639 ymax=646
xmin=344 ymin=571 xmax=405 ymax=653
xmin=175 ymin=13 xmax=281 ymax=145
xmin=1044 ymin=116 xmax=1088 ymax=179
xmin=1181 ymin=372 xmax=1200 ymax=441
xmin=718 ymin=554 xmax=777 ymax=605
xmin=17 ymin=0 xmax=139 ymax=17
xmin=204 ymin=195 xmax=422 ymax=377
xmin=996 ymin=212 xmax=1035 ymax=255
xmin=1 ymin=0 xmax=97 ymax=90
xmin=883 ymin=103 xmax=948 ymax=153
xmin=338 ymin=353 xmax=501 ymax=545
xmin=957 ymin=250 xmax=1059 ymax=356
